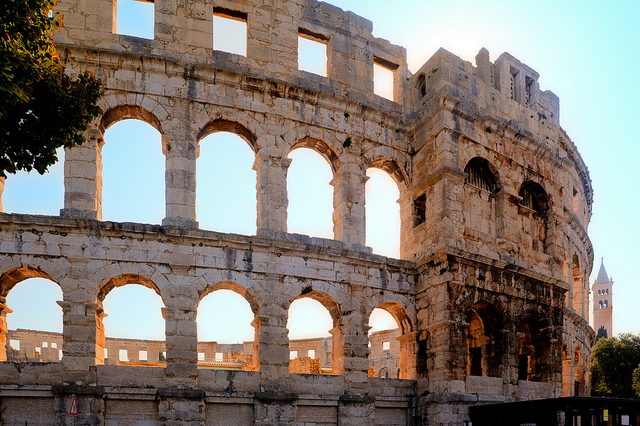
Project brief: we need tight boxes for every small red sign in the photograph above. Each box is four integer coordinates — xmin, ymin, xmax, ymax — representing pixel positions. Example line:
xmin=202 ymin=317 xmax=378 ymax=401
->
xmin=69 ymin=394 xmax=78 ymax=416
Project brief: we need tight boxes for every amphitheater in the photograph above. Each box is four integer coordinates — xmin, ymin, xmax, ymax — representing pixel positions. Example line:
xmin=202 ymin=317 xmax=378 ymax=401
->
xmin=0 ymin=0 xmax=595 ymax=424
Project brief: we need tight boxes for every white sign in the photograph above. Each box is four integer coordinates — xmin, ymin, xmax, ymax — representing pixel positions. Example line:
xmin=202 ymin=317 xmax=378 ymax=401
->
xmin=621 ymin=415 xmax=629 ymax=425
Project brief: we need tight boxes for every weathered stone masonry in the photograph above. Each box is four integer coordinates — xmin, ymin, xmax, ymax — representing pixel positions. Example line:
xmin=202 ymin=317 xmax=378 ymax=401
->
xmin=0 ymin=0 xmax=594 ymax=424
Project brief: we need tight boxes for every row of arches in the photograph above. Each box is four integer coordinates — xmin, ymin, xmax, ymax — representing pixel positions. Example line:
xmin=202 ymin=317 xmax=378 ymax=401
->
xmin=3 ymin=104 xmax=406 ymax=258
xmin=464 ymin=300 xmax=556 ymax=383
xmin=0 ymin=266 xmax=414 ymax=378
xmin=462 ymin=156 xmax=552 ymax=254
xmin=1 ymin=265 xmax=560 ymax=384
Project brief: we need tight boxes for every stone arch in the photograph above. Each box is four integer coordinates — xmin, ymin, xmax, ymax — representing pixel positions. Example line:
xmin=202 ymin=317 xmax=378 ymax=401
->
xmin=0 ymin=264 xmax=63 ymax=362
xmin=517 ymin=310 xmax=554 ymax=383
xmin=290 ymin=136 xmax=341 ymax=174
xmin=464 ymin=157 xmax=500 ymax=193
xmin=368 ymin=157 xmax=409 ymax=192
xmin=97 ymin=273 xmax=167 ymax=366
xmin=288 ymin=288 xmax=343 ymax=375
xmin=197 ymin=281 xmax=260 ymax=371
xmin=518 ymin=180 xmax=551 ymax=254
xmin=518 ymin=180 xmax=550 ymax=212
xmin=196 ymin=118 xmax=259 ymax=153
xmin=371 ymin=301 xmax=413 ymax=335
xmin=293 ymin=288 xmax=342 ymax=328
xmin=198 ymin=281 xmax=260 ymax=315
xmin=0 ymin=265 xmax=58 ymax=298
xmin=465 ymin=300 xmax=504 ymax=378
xmin=99 ymin=104 xmax=164 ymax=134
xmin=367 ymin=300 xmax=417 ymax=380
xmin=98 ymin=273 xmax=164 ymax=303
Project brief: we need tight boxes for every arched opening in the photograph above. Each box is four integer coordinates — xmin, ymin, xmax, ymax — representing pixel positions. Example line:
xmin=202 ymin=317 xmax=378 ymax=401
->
xmin=463 ymin=157 xmax=498 ymax=241
xmin=365 ymin=167 xmax=400 ymax=258
xmin=518 ymin=181 xmax=550 ymax=253
xmin=466 ymin=301 xmax=503 ymax=378
xmin=517 ymin=311 xmax=553 ymax=382
xmin=287 ymin=147 xmax=335 ymax=239
xmin=368 ymin=308 xmax=399 ymax=379
xmin=196 ymin=132 xmax=257 ymax=234
xmin=367 ymin=302 xmax=415 ymax=380
xmin=2 ymin=276 xmax=63 ymax=363
xmin=100 ymin=278 xmax=165 ymax=367
xmin=2 ymin=148 xmax=64 ymax=216
xmin=102 ymin=118 xmax=164 ymax=224
xmin=196 ymin=285 xmax=257 ymax=371
xmin=417 ymin=73 xmax=426 ymax=98
xmin=287 ymin=292 xmax=339 ymax=375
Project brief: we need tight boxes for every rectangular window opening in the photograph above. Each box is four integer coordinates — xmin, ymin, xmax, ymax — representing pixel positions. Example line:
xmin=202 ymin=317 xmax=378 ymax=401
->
xmin=139 ymin=350 xmax=148 ymax=361
xmin=115 ymin=0 xmax=155 ymax=40
xmin=413 ymin=194 xmax=426 ymax=227
xmin=298 ymin=28 xmax=329 ymax=77
xmin=215 ymin=352 xmax=224 ymax=362
xmin=572 ymin=187 xmax=580 ymax=215
xmin=308 ymin=349 xmax=315 ymax=359
xmin=382 ymin=341 xmax=391 ymax=351
xmin=119 ymin=349 xmax=129 ymax=362
xmin=213 ymin=7 xmax=247 ymax=57
xmin=290 ymin=350 xmax=298 ymax=360
xmin=104 ymin=348 xmax=109 ymax=359
xmin=43 ymin=341 xmax=48 ymax=348
xmin=198 ymin=352 xmax=205 ymax=361
xmin=374 ymin=56 xmax=398 ymax=101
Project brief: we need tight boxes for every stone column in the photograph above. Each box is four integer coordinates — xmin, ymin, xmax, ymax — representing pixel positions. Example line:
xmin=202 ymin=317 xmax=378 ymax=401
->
xmin=162 ymin=303 xmax=198 ymax=383
xmin=0 ymin=301 xmax=13 ymax=361
xmin=331 ymin=161 xmax=367 ymax=247
xmin=254 ymin=290 xmax=297 ymax=426
xmin=254 ymin=152 xmax=291 ymax=237
xmin=61 ymin=127 xmax=103 ymax=220
xmin=162 ymin=135 xmax=198 ymax=228
xmin=335 ymin=309 xmax=375 ymax=426
xmin=58 ymin=300 xmax=103 ymax=383
xmin=397 ymin=331 xmax=419 ymax=380
xmin=565 ymin=259 xmax=574 ymax=311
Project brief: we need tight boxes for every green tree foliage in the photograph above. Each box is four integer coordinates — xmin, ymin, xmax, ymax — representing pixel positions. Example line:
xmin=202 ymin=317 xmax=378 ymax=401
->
xmin=633 ymin=363 xmax=640 ymax=398
xmin=596 ymin=326 xmax=608 ymax=341
xmin=0 ymin=0 xmax=103 ymax=177
xmin=591 ymin=334 xmax=640 ymax=398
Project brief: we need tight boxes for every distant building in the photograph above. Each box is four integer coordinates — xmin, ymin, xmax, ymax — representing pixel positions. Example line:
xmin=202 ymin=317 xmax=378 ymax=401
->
xmin=592 ymin=258 xmax=613 ymax=338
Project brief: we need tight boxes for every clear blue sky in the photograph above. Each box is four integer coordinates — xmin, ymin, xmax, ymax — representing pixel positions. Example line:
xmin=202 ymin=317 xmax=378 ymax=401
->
xmin=4 ymin=0 xmax=640 ymax=342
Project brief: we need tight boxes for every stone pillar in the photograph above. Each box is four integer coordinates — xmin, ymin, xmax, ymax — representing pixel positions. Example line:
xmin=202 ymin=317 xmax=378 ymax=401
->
xmin=335 ymin=308 xmax=375 ymax=426
xmin=58 ymin=300 xmax=103 ymax=383
xmin=246 ymin=0 xmax=303 ymax=79
xmin=339 ymin=312 xmax=370 ymax=395
xmin=61 ymin=127 xmax=103 ymax=220
xmin=254 ymin=153 xmax=291 ymax=237
xmin=154 ymin=0 xmax=212 ymax=54
xmin=565 ymin=259 xmax=574 ymax=311
xmin=0 ymin=301 xmax=13 ymax=361
xmin=162 ymin=304 xmax=198 ymax=383
xmin=475 ymin=48 xmax=492 ymax=85
xmin=157 ymin=388 xmax=206 ymax=425
xmin=254 ymin=289 xmax=297 ymax=425
xmin=162 ymin=135 xmax=198 ymax=228
xmin=397 ymin=331 xmax=419 ymax=380
xmin=331 ymin=162 xmax=367 ymax=247
xmin=495 ymin=187 xmax=519 ymax=242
